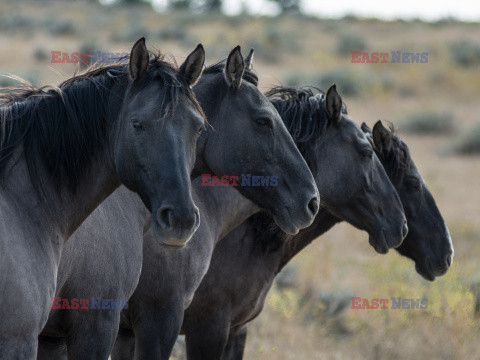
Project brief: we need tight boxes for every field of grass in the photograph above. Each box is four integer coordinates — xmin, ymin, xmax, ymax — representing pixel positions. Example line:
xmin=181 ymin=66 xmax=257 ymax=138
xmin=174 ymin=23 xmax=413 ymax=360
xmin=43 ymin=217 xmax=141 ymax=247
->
xmin=1 ymin=1 xmax=479 ymax=359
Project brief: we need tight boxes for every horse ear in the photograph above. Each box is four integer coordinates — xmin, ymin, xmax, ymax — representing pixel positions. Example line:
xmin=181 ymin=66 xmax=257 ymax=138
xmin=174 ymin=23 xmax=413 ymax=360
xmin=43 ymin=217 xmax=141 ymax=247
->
xmin=373 ymin=120 xmax=392 ymax=154
xmin=326 ymin=84 xmax=342 ymax=122
xmin=179 ymin=44 xmax=205 ymax=87
xmin=361 ymin=122 xmax=372 ymax=134
xmin=224 ymin=46 xmax=245 ymax=90
xmin=129 ymin=37 xmax=149 ymax=82
xmin=245 ymin=49 xmax=254 ymax=70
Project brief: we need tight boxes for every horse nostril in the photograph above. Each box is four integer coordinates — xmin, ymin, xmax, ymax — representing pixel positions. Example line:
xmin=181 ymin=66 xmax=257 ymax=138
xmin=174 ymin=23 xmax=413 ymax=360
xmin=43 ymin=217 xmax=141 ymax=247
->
xmin=307 ymin=196 xmax=319 ymax=217
xmin=446 ymin=253 xmax=453 ymax=268
xmin=193 ymin=209 xmax=201 ymax=229
xmin=156 ymin=207 xmax=173 ymax=231
xmin=401 ymin=221 xmax=409 ymax=239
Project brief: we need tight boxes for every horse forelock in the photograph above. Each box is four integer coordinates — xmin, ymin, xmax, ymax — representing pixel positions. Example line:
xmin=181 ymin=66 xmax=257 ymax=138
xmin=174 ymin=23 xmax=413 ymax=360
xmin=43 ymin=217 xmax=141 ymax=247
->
xmin=203 ymin=60 xmax=259 ymax=87
xmin=387 ymin=132 xmax=411 ymax=184
xmin=364 ymin=123 xmax=411 ymax=184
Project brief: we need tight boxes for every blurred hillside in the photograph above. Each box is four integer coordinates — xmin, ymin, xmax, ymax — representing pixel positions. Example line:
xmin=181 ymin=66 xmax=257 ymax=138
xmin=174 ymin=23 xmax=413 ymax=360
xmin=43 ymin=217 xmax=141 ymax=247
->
xmin=1 ymin=1 xmax=479 ymax=359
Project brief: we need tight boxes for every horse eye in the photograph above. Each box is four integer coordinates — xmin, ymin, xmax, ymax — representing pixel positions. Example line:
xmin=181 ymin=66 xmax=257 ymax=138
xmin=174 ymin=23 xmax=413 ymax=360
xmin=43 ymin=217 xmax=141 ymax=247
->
xmin=131 ymin=119 xmax=144 ymax=130
xmin=405 ymin=176 xmax=421 ymax=191
xmin=361 ymin=147 xmax=373 ymax=159
xmin=198 ymin=124 xmax=206 ymax=134
xmin=254 ymin=118 xmax=272 ymax=128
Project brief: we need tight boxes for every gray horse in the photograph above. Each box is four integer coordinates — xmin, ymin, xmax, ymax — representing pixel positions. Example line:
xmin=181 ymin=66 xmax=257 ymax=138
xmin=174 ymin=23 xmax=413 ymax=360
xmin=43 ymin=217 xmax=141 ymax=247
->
xmin=37 ymin=48 xmax=320 ymax=360
xmin=0 ymin=38 xmax=206 ymax=359
xmin=108 ymin=84 xmax=407 ymax=359
xmin=180 ymin=118 xmax=454 ymax=359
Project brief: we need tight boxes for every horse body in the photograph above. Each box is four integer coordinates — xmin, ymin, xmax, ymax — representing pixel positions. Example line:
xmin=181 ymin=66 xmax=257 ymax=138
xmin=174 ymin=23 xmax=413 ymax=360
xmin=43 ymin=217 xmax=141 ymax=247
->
xmin=182 ymin=117 xmax=453 ymax=360
xmin=182 ymin=210 xmax=340 ymax=360
xmin=0 ymin=151 xmax=62 ymax=358
xmin=37 ymin=186 xmax=149 ymax=359
xmin=39 ymin=48 xmax=319 ymax=360
xmin=111 ymin=52 xmax=322 ymax=360
xmin=0 ymin=38 xmax=206 ymax=358
xmin=112 ymin=181 xmax=258 ymax=360
xmin=0 ymin=108 xmax=124 ymax=359
xmin=112 ymin=85 xmax=407 ymax=360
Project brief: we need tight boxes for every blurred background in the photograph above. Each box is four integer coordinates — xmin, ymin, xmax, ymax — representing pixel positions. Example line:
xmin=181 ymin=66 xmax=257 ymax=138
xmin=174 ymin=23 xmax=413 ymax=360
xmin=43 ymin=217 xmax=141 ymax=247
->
xmin=1 ymin=0 xmax=479 ymax=358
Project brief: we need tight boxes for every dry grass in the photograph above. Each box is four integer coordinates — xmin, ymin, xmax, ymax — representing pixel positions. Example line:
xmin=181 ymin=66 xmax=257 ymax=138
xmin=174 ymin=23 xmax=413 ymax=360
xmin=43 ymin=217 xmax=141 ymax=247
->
xmin=1 ymin=1 xmax=479 ymax=358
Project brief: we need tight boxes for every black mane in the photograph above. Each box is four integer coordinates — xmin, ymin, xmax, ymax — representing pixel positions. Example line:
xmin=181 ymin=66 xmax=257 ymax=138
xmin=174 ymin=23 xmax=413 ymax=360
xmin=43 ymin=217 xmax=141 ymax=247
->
xmin=267 ymin=86 xmax=348 ymax=175
xmin=0 ymin=54 xmax=199 ymax=194
xmin=251 ymin=86 xmax=347 ymax=254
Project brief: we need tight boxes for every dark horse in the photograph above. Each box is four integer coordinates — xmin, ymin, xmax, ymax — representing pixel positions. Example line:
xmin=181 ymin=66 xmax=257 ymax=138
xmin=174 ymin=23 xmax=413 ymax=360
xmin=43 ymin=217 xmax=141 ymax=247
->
xmin=181 ymin=90 xmax=454 ymax=360
xmin=0 ymin=38 xmax=206 ymax=358
xmin=37 ymin=48 xmax=320 ymax=360
xmin=110 ymin=85 xmax=407 ymax=359
xmin=362 ymin=121 xmax=453 ymax=280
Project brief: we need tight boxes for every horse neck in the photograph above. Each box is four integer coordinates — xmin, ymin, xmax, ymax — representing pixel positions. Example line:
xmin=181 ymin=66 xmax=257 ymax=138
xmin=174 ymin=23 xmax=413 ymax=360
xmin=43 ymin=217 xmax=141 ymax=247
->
xmin=278 ymin=210 xmax=342 ymax=271
xmin=55 ymin=153 xmax=120 ymax=238
xmin=5 ymin=145 xmax=120 ymax=241
xmin=1 ymin=81 xmax=125 ymax=240
xmin=192 ymin=179 xmax=259 ymax=246
xmin=190 ymin=75 xmax=223 ymax=179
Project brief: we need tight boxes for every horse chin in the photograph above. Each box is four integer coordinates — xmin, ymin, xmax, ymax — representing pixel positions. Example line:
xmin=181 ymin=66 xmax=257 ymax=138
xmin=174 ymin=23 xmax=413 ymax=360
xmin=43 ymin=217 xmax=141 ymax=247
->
xmin=159 ymin=242 xmax=186 ymax=250
xmin=415 ymin=262 xmax=436 ymax=281
xmin=151 ymin=215 xmax=195 ymax=249
xmin=271 ymin=208 xmax=300 ymax=235
xmin=368 ymin=231 xmax=389 ymax=254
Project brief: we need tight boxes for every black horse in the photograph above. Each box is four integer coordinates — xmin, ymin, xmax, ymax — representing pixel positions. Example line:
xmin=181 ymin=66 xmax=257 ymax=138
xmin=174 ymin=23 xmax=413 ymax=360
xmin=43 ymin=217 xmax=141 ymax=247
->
xmin=180 ymin=89 xmax=453 ymax=360
xmin=362 ymin=121 xmax=453 ymax=280
xmin=38 ymin=48 xmax=320 ymax=360
xmin=0 ymin=37 xmax=205 ymax=357
xmin=112 ymin=85 xmax=407 ymax=359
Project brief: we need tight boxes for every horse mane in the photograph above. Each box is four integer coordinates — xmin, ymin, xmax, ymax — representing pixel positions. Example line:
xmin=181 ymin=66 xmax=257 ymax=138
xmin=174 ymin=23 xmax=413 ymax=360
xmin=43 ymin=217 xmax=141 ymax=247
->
xmin=0 ymin=53 xmax=201 ymax=194
xmin=250 ymin=86 xmax=347 ymax=254
xmin=266 ymin=86 xmax=347 ymax=175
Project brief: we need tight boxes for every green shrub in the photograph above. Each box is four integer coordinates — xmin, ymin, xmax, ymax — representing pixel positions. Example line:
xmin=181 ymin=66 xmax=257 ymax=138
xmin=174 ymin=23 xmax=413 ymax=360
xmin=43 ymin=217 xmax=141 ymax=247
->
xmin=247 ymin=23 xmax=301 ymax=63
xmin=264 ymin=22 xmax=300 ymax=52
xmin=157 ymin=26 xmax=187 ymax=41
xmin=0 ymin=71 xmax=39 ymax=87
xmin=451 ymin=122 xmax=480 ymax=155
xmin=284 ymin=69 xmax=359 ymax=97
xmin=110 ymin=24 xmax=149 ymax=43
xmin=336 ymin=33 xmax=367 ymax=56
xmin=433 ymin=16 xmax=460 ymax=26
xmin=317 ymin=69 xmax=359 ymax=96
xmin=450 ymin=40 xmax=480 ymax=67
xmin=0 ymin=15 xmax=35 ymax=32
xmin=0 ymin=76 xmax=20 ymax=88
xmin=400 ymin=111 xmax=455 ymax=134
xmin=33 ymin=47 xmax=48 ymax=62
xmin=78 ymin=40 xmax=98 ymax=68
xmin=46 ymin=19 xmax=76 ymax=36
